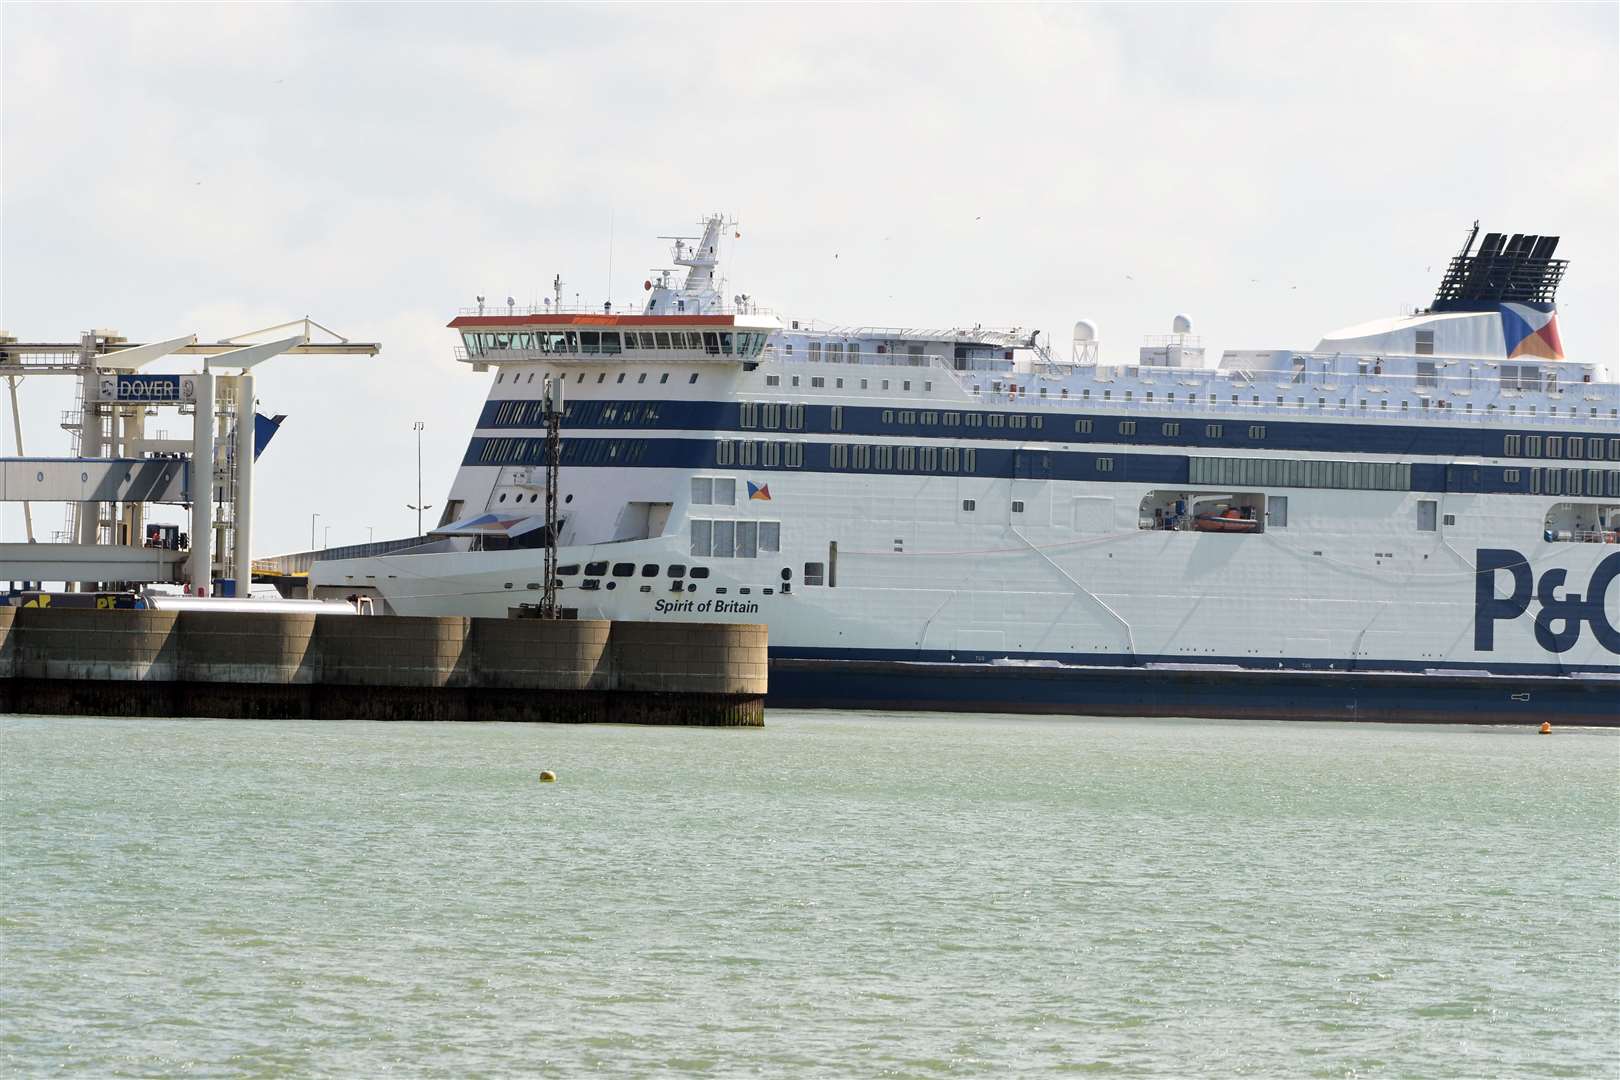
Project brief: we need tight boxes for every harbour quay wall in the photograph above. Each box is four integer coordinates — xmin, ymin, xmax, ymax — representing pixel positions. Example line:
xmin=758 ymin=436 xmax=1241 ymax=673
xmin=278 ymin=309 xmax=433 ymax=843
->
xmin=0 ymin=608 xmax=766 ymax=726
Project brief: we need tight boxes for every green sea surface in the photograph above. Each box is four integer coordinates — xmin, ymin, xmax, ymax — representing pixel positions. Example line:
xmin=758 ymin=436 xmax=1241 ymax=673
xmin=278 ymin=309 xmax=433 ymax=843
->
xmin=2 ymin=712 xmax=1616 ymax=1078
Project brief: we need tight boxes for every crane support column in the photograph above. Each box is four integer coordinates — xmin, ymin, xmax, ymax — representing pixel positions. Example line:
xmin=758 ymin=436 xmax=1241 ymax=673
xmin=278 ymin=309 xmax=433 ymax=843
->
xmin=190 ymin=370 xmax=214 ymax=594
xmin=233 ymin=372 xmax=254 ymax=596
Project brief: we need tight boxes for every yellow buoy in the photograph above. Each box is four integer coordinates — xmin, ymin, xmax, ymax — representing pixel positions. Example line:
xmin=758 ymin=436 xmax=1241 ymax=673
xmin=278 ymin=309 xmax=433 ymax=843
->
xmin=539 ymin=770 xmax=557 ymax=782
xmin=1538 ymin=722 xmax=1551 ymax=735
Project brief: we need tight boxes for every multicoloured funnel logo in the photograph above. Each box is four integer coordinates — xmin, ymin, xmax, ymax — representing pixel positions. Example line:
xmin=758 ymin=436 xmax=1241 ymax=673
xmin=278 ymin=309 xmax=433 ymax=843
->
xmin=1500 ymin=303 xmax=1563 ymax=360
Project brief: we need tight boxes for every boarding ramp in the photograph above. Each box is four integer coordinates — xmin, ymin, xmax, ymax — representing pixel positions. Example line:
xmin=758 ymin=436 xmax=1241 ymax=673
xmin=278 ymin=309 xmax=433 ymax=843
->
xmin=1 ymin=457 xmax=190 ymax=504
xmin=0 ymin=543 xmax=185 ymax=583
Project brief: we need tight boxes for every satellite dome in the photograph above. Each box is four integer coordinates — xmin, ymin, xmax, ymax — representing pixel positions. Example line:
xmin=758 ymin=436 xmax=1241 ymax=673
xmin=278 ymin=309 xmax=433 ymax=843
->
xmin=1172 ymin=314 xmax=1193 ymax=335
xmin=1072 ymin=319 xmax=1099 ymax=342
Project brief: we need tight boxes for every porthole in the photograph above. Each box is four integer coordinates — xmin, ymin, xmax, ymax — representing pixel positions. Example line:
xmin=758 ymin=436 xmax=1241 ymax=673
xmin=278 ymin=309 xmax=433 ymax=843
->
xmin=565 ymin=494 xmax=573 ymax=503
xmin=498 ymin=493 xmax=507 ymax=503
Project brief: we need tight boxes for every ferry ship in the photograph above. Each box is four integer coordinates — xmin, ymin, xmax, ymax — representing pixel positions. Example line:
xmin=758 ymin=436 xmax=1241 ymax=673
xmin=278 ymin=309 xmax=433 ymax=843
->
xmin=312 ymin=217 xmax=1620 ymax=723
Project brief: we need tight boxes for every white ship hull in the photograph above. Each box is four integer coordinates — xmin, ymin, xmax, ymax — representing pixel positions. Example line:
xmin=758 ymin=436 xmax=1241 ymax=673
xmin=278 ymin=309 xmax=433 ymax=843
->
xmin=310 ymin=218 xmax=1620 ymax=721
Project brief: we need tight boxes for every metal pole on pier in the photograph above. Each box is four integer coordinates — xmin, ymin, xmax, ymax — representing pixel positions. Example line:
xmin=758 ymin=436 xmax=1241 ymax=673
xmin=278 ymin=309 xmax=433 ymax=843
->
xmin=233 ymin=372 xmax=254 ymax=595
xmin=189 ymin=371 xmax=215 ymax=595
xmin=407 ymin=420 xmax=431 ymax=537
xmin=541 ymin=374 xmax=563 ymax=618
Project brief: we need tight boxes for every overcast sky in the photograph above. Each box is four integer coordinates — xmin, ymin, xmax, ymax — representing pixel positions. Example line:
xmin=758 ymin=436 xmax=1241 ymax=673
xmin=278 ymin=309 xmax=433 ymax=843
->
xmin=3 ymin=3 xmax=1616 ymax=556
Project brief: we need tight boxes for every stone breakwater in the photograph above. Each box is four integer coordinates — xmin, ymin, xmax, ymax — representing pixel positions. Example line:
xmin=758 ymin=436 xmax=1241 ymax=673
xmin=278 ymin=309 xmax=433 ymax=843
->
xmin=0 ymin=608 xmax=766 ymax=726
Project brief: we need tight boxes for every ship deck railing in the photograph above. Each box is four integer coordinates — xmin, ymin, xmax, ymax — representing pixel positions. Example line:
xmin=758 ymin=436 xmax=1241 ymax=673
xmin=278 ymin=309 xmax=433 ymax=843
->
xmin=455 ymin=301 xmax=778 ymax=318
xmin=954 ymin=387 xmax=1617 ymax=425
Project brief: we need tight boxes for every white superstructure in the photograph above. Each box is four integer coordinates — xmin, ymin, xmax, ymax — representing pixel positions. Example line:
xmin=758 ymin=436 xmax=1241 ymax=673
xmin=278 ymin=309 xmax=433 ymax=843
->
xmin=313 ymin=219 xmax=1620 ymax=717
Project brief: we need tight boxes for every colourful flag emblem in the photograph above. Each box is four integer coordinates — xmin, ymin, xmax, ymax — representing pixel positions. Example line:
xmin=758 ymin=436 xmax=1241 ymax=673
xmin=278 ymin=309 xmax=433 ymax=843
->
xmin=748 ymin=482 xmax=772 ymax=501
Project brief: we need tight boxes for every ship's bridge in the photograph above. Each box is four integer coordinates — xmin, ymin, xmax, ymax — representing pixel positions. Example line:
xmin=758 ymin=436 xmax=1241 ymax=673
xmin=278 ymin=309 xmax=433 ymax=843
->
xmin=450 ymin=310 xmax=782 ymax=371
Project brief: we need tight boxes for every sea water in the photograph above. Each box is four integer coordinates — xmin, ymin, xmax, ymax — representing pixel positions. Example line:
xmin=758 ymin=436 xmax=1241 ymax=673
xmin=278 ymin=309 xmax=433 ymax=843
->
xmin=2 ymin=712 xmax=1616 ymax=1077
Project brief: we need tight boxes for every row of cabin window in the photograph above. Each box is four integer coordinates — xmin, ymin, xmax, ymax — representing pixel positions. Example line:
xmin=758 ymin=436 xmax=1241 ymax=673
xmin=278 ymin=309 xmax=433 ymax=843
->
xmin=1189 ymin=456 xmax=1412 ymax=492
xmin=478 ymin=438 xmax=651 ymax=467
xmin=1503 ymin=434 xmax=1620 ymax=462
xmin=804 ymin=342 xmax=863 ymax=362
xmin=560 ymin=561 xmax=711 ymax=579
xmin=1529 ymin=468 xmax=1620 ymax=497
xmin=998 ymin=385 xmax=1533 ymax=416
xmin=496 ymin=370 xmax=697 ymax=387
xmin=765 ymin=374 xmax=935 ymax=393
xmin=1107 ymin=420 xmax=1265 ymax=440
xmin=690 ymin=519 xmax=782 ymax=558
xmin=715 ymin=440 xmax=806 ymax=468
xmin=563 ymin=400 xmax=664 ymax=426
xmin=825 ymin=444 xmax=981 ymax=473
xmin=738 ymin=403 xmax=806 ymax=431
xmin=466 ymin=329 xmax=768 ymax=358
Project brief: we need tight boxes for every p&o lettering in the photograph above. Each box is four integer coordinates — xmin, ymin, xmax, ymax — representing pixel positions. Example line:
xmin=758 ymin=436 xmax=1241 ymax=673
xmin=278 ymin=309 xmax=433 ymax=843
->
xmin=1474 ymin=548 xmax=1620 ymax=654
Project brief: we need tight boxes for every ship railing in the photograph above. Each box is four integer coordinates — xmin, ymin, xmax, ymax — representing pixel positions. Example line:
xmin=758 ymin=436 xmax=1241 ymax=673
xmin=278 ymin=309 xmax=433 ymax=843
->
xmin=453 ymin=345 xmax=748 ymax=365
xmin=958 ymin=383 xmax=1616 ymax=425
xmin=455 ymin=301 xmax=778 ymax=318
xmin=767 ymin=346 xmax=947 ymax=369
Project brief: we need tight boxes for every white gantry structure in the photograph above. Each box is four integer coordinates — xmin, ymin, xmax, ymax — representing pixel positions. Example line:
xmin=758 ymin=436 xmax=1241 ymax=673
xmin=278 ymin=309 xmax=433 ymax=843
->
xmin=1 ymin=320 xmax=380 ymax=592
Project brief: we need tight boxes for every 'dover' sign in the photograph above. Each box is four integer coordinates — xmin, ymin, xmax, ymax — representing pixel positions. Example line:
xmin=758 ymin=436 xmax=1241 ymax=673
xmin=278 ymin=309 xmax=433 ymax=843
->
xmin=97 ymin=374 xmax=196 ymax=402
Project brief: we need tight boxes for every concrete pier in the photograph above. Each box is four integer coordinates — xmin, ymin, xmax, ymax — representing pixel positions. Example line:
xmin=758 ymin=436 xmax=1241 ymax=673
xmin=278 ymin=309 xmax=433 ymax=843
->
xmin=0 ymin=608 xmax=766 ymax=726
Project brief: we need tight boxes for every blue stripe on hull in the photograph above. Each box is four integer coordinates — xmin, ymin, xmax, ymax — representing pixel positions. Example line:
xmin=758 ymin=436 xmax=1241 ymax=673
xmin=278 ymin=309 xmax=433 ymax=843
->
xmin=768 ymin=658 xmax=1620 ymax=725
xmin=478 ymin=397 xmax=1620 ymax=464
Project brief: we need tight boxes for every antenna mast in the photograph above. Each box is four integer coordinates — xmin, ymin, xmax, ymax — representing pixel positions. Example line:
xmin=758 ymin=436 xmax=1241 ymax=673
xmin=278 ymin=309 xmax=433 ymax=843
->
xmin=540 ymin=373 xmax=563 ymax=618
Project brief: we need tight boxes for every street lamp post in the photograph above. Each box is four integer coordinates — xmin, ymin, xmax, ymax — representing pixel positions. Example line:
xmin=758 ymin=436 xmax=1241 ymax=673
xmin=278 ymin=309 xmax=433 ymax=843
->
xmin=406 ymin=420 xmax=432 ymax=537
xmin=311 ymin=512 xmax=319 ymax=551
